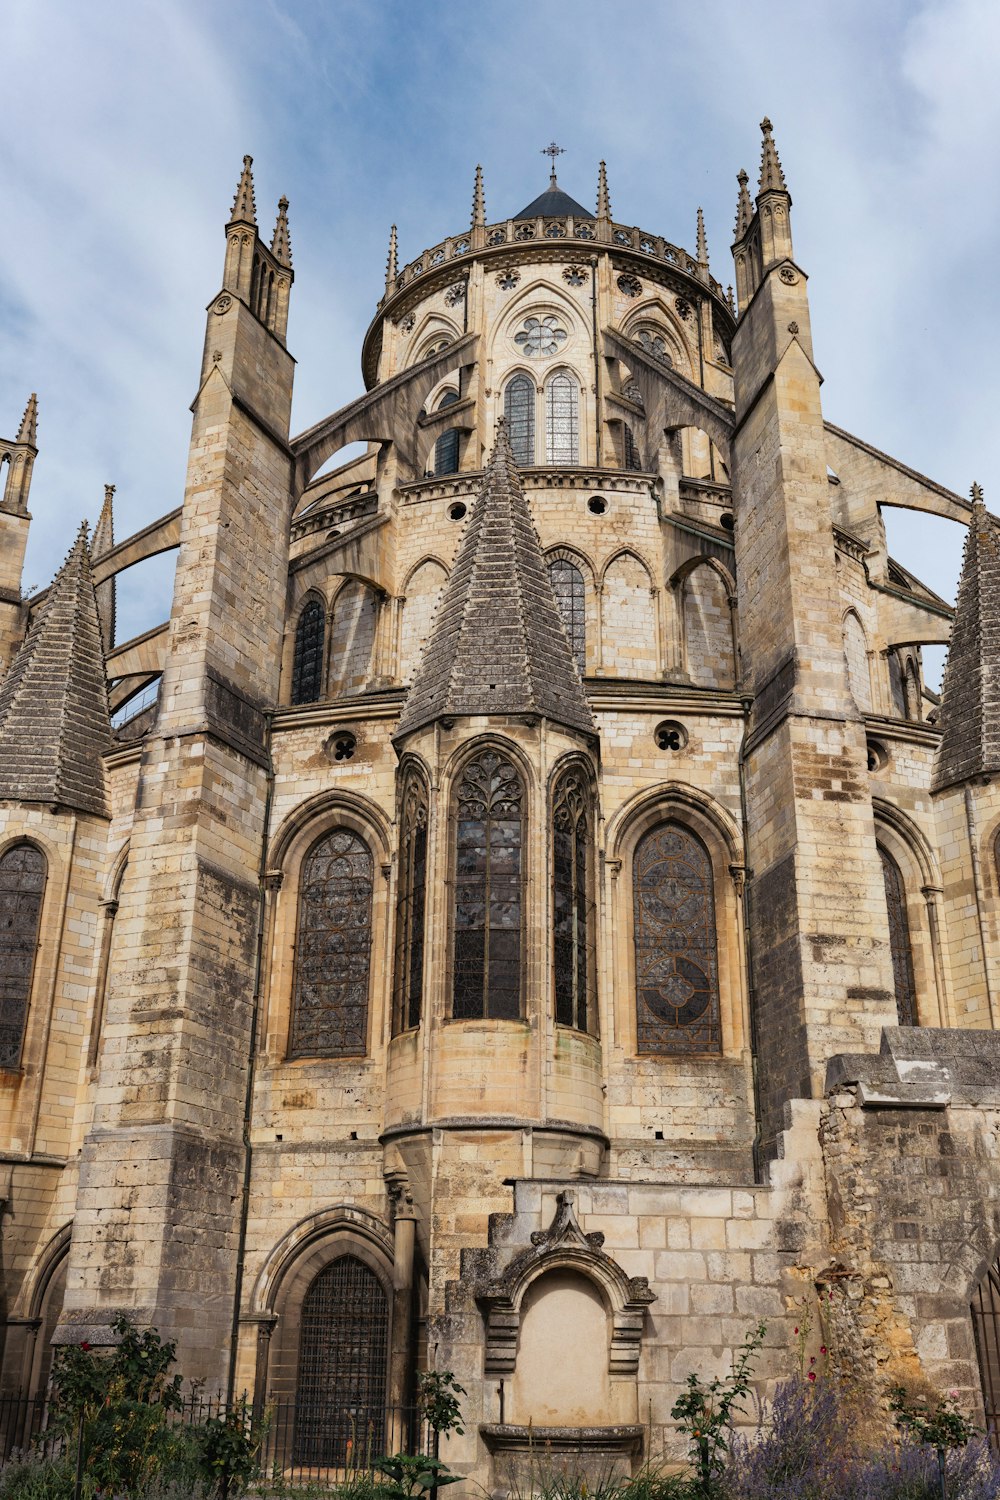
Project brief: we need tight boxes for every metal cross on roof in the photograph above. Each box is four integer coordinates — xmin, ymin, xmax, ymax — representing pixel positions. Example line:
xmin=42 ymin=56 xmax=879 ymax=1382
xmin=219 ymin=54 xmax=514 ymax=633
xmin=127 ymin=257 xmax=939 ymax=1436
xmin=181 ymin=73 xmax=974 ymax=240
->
xmin=541 ymin=142 xmax=565 ymax=164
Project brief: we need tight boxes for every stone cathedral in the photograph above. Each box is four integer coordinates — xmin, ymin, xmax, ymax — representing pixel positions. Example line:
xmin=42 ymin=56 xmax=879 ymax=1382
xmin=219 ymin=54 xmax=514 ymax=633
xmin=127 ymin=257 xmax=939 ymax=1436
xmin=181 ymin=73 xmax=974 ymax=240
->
xmin=1 ymin=121 xmax=1000 ymax=1477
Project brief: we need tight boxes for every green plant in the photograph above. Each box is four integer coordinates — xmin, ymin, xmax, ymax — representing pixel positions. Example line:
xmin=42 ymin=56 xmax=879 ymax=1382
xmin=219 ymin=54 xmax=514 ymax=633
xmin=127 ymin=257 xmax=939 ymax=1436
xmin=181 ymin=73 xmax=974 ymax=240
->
xmin=0 ymin=1454 xmax=75 ymax=1500
xmin=375 ymin=1454 xmax=462 ymax=1499
xmin=417 ymin=1370 xmax=467 ymax=1439
xmin=889 ymin=1386 xmax=979 ymax=1452
xmin=192 ymin=1397 xmax=260 ymax=1498
xmin=670 ymin=1322 xmax=767 ymax=1499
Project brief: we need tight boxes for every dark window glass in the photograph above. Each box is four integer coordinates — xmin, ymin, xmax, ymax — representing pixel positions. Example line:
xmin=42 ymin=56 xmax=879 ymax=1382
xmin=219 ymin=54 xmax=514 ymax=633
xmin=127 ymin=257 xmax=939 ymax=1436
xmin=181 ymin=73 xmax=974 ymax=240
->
xmin=291 ymin=599 xmax=325 ymax=705
xmin=294 ymin=1255 xmax=389 ymax=1466
xmin=972 ymin=1253 xmax=1000 ymax=1443
xmin=548 ymin=558 xmax=586 ymax=675
xmin=633 ymin=822 xmax=721 ymax=1054
xmin=545 ymin=374 xmax=578 ymax=464
xmin=879 ymin=844 xmax=918 ymax=1026
xmin=452 ymin=749 xmax=523 ymax=1020
xmin=393 ymin=771 xmax=429 ymax=1034
xmin=504 ymin=374 xmax=535 ymax=466
xmin=433 ymin=391 xmax=460 ymax=476
xmin=624 ymin=424 xmax=642 ymax=471
xmin=553 ymin=770 xmax=596 ymax=1033
xmin=0 ymin=844 xmax=45 ymax=1068
xmin=290 ymin=830 xmax=373 ymax=1057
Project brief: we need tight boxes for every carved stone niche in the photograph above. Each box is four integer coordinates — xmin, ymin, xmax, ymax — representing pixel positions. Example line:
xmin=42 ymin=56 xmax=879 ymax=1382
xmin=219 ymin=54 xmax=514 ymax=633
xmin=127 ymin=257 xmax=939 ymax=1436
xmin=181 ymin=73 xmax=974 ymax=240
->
xmin=477 ymin=1190 xmax=655 ymax=1378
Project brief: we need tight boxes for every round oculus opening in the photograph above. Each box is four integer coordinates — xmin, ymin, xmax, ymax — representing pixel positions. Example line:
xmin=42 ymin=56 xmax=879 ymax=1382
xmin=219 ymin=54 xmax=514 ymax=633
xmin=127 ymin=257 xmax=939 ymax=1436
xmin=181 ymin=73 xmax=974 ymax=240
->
xmin=720 ymin=512 xmax=735 ymax=532
xmin=588 ymin=496 xmax=608 ymax=515
xmin=866 ymin=738 xmax=888 ymax=774
xmin=328 ymin=731 xmax=357 ymax=763
xmin=654 ymin=719 xmax=688 ymax=753
xmin=448 ymin=502 xmax=467 ymax=521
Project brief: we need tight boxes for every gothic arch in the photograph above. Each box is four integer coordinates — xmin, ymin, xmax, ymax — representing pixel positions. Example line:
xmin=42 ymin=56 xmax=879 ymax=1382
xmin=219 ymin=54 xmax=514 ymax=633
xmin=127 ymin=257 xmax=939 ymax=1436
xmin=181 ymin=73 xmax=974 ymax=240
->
xmin=619 ymin=297 xmax=693 ymax=374
xmin=328 ymin=577 xmax=380 ymax=697
xmin=409 ymin=311 xmax=461 ymax=364
xmin=251 ymin=1204 xmax=394 ymax=1317
xmin=90 ymin=841 xmax=131 ymax=1067
xmin=288 ymin=589 xmax=328 ymax=706
xmin=670 ymin=557 xmax=737 ymax=689
xmin=600 ymin=549 xmax=658 ymax=680
xmin=17 ymin=1223 xmax=71 ymax=1398
xmin=548 ymin=757 xmax=599 ymax=1035
xmin=0 ymin=840 xmax=49 ymax=1071
xmin=488 ymin=279 xmax=589 ymax=364
xmin=599 ymin=547 xmax=655 ymax=589
xmin=544 ymin=543 xmax=597 ymax=587
xmin=842 ymin=609 xmax=873 ymax=712
xmin=399 ymin=558 xmax=448 ymax=684
xmin=873 ymin=801 xmax=942 ymax=1026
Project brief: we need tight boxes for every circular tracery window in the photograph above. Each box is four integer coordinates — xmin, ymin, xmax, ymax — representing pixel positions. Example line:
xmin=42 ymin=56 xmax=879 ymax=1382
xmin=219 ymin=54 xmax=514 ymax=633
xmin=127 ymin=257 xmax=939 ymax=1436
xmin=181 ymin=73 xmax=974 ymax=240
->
xmin=514 ymin=316 xmax=567 ymax=357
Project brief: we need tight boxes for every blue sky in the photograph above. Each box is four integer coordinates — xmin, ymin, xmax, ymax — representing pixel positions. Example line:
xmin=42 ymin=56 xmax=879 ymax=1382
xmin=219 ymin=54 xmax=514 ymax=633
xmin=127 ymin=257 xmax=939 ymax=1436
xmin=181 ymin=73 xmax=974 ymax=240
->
xmin=3 ymin=0 xmax=999 ymax=687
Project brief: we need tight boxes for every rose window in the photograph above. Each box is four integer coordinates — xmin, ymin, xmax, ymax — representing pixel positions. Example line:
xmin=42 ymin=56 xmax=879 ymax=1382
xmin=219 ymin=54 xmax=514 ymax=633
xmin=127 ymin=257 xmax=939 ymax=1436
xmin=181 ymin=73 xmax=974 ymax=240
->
xmin=514 ymin=316 xmax=567 ymax=357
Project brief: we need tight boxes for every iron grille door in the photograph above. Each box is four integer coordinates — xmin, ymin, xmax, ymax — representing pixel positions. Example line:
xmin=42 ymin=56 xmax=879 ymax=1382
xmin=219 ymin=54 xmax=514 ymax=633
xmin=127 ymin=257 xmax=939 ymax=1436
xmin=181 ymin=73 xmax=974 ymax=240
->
xmin=294 ymin=1255 xmax=389 ymax=1467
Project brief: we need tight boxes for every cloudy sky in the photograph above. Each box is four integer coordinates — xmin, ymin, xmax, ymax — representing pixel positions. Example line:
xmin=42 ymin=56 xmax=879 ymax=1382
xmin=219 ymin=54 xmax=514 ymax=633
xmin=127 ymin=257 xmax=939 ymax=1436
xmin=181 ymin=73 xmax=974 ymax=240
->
xmin=3 ymin=0 xmax=998 ymax=687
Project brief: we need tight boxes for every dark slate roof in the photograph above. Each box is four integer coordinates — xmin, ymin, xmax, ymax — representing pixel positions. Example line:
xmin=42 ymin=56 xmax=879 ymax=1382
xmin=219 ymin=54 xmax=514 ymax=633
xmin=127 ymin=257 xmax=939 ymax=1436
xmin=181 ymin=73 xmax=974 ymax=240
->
xmin=932 ymin=494 xmax=1000 ymax=792
xmin=514 ymin=180 xmax=593 ymax=221
xmin=395 ymin=424 xmax=595 ymax=740
xmin=0 ymin=525 xmax=111 ymax=816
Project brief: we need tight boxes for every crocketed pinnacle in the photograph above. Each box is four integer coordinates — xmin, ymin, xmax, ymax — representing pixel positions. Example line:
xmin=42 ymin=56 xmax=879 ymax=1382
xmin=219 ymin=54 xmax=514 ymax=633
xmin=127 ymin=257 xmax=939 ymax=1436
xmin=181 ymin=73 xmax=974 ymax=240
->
xmin=395 ymin=423 xmax=595 ymax=740
xmin=385 ymin=224 xmax=398 ymax=286
xmin=92 ymin=485 xmax=116 ymax=651
xmin=596 ymin=160 xmax=612 ymax=220
xmin=734 ymin=170 xmax=754 ymax=238
xmin=230 ymin=154 xmax=257 ymax=226
xmin=16 ymin=393 xmax=38 ymax=446
xmin=472 ymin=164 xmax=485 ymax=229
xmin=696 ymin=207 xmax=709 ymax=267
xmin=932 ymin=484 xmax=1000 ymax=792
xmin=726 ymin=285 xmax=736 ymax=315
xmin=270 ymin=196 xmax=292 ymax=268
xmin=758 ymin=117 xmax=788 ymax=195
xmin=0 ymin=523 xmax=111 ymax=816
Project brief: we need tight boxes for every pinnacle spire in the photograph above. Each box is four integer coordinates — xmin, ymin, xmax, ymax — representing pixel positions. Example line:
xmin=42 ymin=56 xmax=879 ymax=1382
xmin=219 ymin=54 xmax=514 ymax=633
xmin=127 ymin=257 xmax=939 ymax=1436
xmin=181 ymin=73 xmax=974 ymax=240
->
xmin=270 ymin=196 xmax=292 ymax=268
xmin=472 ymin=164 xmax=485 ymax=229
xmin=16 ymin=393 xmax=37 ymax=446
xmin=734 ymin=170 xmax=754 ymax=238
xmin=932 ymin=484 xmax=1000 ymax=792
xmin=596 ymin=161 xmax=612 ymax=220
xmin=395 ymin=422 xmax=594 ymax=740
xmin=92 ymin=485 xmax=116 ymax=651
xmin=386 ymin=224 xmax=398 ymax=288
xmin=757 ymin=116 xmax=788 ymax=195
xmin=0 ymin=523 xmax=111 ymax=815
xmin=229 ymin=154 xmax=257 ymax=227
xmin=726 ymin=285 xmax=736 ymax=315
xmin=696 ymin=207 xmax=709 ymax=267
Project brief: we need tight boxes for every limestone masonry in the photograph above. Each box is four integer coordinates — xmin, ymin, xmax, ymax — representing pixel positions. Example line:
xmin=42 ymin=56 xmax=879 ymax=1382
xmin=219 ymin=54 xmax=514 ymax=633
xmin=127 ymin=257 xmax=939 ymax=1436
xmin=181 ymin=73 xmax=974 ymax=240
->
xmin=1 ymin=123 xmax=999 ymax=1480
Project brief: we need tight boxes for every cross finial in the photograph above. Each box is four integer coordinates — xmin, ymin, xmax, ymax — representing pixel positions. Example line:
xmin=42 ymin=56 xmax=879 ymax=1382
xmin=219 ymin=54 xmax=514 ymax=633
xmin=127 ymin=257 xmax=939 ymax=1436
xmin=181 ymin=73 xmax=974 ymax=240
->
xmin=541 ymin=141 xmax=565 ymax=187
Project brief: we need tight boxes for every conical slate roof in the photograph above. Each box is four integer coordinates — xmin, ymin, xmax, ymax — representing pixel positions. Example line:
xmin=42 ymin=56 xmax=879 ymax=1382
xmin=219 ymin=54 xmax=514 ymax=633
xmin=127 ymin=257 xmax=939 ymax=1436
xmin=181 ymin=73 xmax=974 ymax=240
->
xmin=0 ymin=525 xmax=111 ymax=816
xmin=932 ymin=487 xmax=1000 ymax=792
xmin=395 ymin=425 xmax=594 ymax=739
xmin=514 ymin=177 xmax=593 ymax=221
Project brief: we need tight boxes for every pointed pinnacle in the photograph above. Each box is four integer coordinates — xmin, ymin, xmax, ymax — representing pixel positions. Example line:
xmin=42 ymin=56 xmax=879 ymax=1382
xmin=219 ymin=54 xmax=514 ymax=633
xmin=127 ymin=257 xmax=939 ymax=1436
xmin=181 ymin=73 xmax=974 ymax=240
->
xmin=270 ymin=196 xmax=292 ymax=268
xmin=230 ymin=154 xmax=257 ymax=226
xmin=734 ymin=170 xmax=754 ymax=238
xmin=92 ymin=484 xmax=115 ymax=558
xmin=726 ymin=285 xmax=736 ymax=315
xmin=971 ymin=481 xmax=985 ymax=510
xmin=758 ymin=116 xmax=788 ymax=194
xmin=696 ymin=207 xmax=709 ymax=267
xmin=385 ymin=224 xmax=398 ymax=287
xmin=16 ymin=393 xmax=38 ymax=446
xmin=472 ymin=164 xmax=486 ymax=229
xmin=597 ymin=161 xmax=612 ymax=220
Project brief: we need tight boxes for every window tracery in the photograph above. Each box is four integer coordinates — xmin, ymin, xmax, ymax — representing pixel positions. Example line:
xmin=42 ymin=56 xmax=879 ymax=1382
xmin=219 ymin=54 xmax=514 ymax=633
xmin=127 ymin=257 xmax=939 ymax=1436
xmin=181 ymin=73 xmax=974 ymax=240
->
xmin=291 ymin=599 xmax=325 ymax=705
xmin=879 ymin=844 xmax=918 ymax=1026
xmin=393 ymin=771 xmax=428 ymax=1034
xmin=552 ymin=770 xmax=596 ymax=1034
xmin=504 ymin=374 xmax=535 ymax=467
xmin=515 ymin=316 xmax=567 ymax=357
xmin=452 ymin=749 xmax=524 ymax=1020
xmin=290 ymin=829 xmax=373 ymax=1057
xmin=545 ymin=374 xmax=579 ymax=465
xmin=0 ymin=843 xmax=46 ymax=1069
xmin=547 ymin=558 xmax=586 ymax=674
xmin=634 ymin=329 xmax=670 ymax=362
xmin=633 ymin=823 xmax=721 ymax=1054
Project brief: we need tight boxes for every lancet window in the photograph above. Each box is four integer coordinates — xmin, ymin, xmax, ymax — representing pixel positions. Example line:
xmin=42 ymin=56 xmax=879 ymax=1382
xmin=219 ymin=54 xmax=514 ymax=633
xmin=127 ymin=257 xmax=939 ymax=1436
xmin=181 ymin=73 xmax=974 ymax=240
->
xmin=393 ymin=770 xmax=429 ymax=1034
xmin=545 ymin=374 xmax=579 ymax=465
xmin=294 ymin=1255 xmax=389 ymax=1466
xmin=504 ymin=374 xmax=535 ymax=466
xmin=452 ymin=748 xmax=524 ymax=1020
xmin=972 ymin=1251 xmax=1000 ymax=1441
xmin=547 ymin=558 xmax=586 ymax=675
xmin=623 ymin=424 xmax=641 ymax=471
xmin=433 ymin=391 xmax=460 ymax=476
xmin=633 ymin=822 xmax=721 ymax=1054
xmin=290 ymin=829 xmax=373 ymax=1057
xmin=291 ymin=598 xmax=325 ymax=705
xmin=552 ymin=769 xmax=596 ymax=1034
xmin=0 ymin=843 xmax=46 ymax=1068
xmin=879 ymin=844 xmax=918 ymax=1026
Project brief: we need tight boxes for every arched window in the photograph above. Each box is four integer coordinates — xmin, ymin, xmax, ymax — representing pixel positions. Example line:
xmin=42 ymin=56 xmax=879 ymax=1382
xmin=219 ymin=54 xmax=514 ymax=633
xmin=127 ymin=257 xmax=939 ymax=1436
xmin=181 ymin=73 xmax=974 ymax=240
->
xmin=504 ymin=374 xmax=535 ymax=466
xmin=433 ymin=391 xmax=460 ymax=476
xmin=545 ymin=374 xmax=578 ymax=465
xmin=633 ymin=822 xmax=721 ymax=1054
xmin=623 ymin=424 xmax=641 ymax=471
xmin=291 ymin=599 xmax=325 ymax=705
xmin=452 ymin=748 xmax=524 ymax=1020
xmin=393 ymin=771 xmax=428 ymax=1034
xmin=294 ymin=1255 xmax=389 ymax=1466
xmin=552 ymin=769 xmax=596 ymax=1034
xmin=290 ymin=830 xmax=373 ymax=1057
xmin=879 ymin=844 xmax=917 ymax=1026
xmin=548 ymin=558 xmax=586 ymax=675
xmin=0 ymin=843 xmax=46 ymax=1068
xmin=972 ymin=1251 xmax=1000 ymax=1441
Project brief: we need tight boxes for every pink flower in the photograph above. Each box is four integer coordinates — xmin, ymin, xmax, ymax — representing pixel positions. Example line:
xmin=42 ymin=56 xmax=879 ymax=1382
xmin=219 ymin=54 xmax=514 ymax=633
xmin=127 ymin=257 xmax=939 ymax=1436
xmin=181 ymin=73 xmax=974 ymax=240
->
xmin=820 ymin=1346 xmax=827 ymax=1355
xmin=80 ymin=1342 xmax=91 ymax=1352
xmin=794 ymin=1327 xmax=799 ymax=1335
xmin=810 ymin=1356 xmax=815 ymax=1365
xmin=808 ymin=1371 xmax=817 ymax=1383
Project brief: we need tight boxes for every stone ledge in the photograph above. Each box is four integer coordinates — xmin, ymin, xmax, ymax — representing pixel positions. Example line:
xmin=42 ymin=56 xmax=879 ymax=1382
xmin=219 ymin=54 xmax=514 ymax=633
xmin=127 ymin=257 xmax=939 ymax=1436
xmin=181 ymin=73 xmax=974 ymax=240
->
xmin=826 ymin=1026 xmax=1000 ymax=1109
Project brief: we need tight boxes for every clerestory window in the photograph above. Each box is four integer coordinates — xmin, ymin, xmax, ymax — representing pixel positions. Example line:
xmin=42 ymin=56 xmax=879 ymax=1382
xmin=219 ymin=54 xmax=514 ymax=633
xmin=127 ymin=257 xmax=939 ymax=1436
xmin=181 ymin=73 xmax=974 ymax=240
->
xmin=545 ymin=373 xmax=579 ymax=465
xmin=290 ymin=829 xmax=373 ymax=1056
xmin=552 ymin=769 xmax=597 ymax=1034
xmin=452 ymin=748 xmax=524 ymax=1020
xmin=504 ymin=374 xmax=535 ymax=467
xmin=291 ymin=598 xmax=325 ymax=705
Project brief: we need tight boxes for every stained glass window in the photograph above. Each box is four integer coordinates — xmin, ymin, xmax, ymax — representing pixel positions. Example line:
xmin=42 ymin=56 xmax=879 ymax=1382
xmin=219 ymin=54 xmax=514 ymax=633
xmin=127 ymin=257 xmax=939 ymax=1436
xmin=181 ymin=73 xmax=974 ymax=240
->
xmin=879 ymin=845 xmax=917 ymax=1026
xmin=515 ymin=316 xmax=566 ymax=357
xmin=393 ymin=771 xmax=428 ymax=1034
xmin=553 ymin=770 xmax=596 ymax=1033
xmin=452 ymin=749 xmax=523 ymax=1020
xmin=504 ymin=375 xmax=535 ymax=467
xmin=291 ymin=599 xmax=325 ymax=705
xmin=633 ymin=823 xmax=721 ymax=1054
xmin=294 ymin=1255 xmax=389 ymax=1466
xmin=290 ymin=830 xmax=373 ymax=1057
xmin=624 ymin=424 xmax=642 ymax=471
xmin=433 ymin=391 xmax=460 ymax=476
xmin=0 ymin=843 xmax=45 ymax=1068
xmin=972 ymin=1253 xmax=1000 ymax=1442
xmin=635 ymin=329 xmax=670 ymax=363
xmin=548 ymin=558 xmax=586 ymax=674
xmin=545 ymin=374 xmax=578 ymax=465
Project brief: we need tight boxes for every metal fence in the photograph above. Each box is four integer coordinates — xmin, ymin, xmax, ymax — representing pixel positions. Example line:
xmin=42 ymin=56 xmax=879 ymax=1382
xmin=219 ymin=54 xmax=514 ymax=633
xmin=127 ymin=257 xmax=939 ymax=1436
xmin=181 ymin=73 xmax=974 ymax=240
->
xmin=0 ymin=1392 xmax=432 ymax=1489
